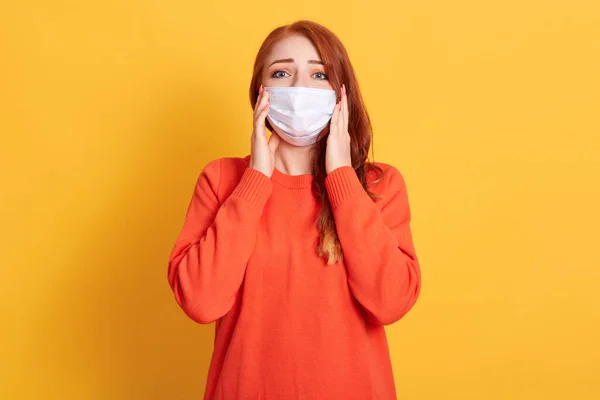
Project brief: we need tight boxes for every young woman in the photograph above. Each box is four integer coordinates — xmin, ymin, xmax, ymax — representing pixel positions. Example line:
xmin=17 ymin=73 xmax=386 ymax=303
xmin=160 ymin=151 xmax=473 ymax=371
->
xmin=168 ymin=20 xmax=422 ymax=400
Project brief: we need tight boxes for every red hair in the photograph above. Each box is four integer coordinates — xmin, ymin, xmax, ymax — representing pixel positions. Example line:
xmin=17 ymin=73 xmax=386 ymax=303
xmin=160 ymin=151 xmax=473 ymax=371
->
xmin=249 ymin=20 xmax=383 ymax=265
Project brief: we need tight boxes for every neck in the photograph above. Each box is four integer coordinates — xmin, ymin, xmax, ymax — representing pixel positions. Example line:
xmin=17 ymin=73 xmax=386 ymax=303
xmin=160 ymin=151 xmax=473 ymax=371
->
xmin=273 ymin=139 xmax=316 ymax=175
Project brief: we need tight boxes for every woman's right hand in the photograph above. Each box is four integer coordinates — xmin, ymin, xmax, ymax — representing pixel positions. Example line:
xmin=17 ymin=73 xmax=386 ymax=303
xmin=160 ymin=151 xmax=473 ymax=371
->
xmin=249 ymin=85 xmax=280 ymax=178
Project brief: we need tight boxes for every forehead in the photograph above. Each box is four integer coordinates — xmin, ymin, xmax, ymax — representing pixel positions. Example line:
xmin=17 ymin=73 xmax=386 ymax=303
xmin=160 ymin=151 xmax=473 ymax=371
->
xmin=266 ymin=34 xmax=321 ymax=62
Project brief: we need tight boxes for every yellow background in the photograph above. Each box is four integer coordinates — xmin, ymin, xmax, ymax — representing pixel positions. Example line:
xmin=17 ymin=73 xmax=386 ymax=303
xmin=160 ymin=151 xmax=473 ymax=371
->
xmin=1 ymin=1 xmax=599 ymax=399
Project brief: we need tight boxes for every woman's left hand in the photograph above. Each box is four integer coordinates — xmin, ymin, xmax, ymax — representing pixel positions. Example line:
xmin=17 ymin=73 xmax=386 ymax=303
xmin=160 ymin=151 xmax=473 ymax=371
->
xmin=325 ymin=84 xmax=352 ymax=175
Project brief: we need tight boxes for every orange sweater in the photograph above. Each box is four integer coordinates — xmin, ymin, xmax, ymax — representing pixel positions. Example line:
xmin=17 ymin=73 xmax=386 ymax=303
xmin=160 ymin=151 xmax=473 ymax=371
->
xmin=168 ymin=155 xmax=421 ymax=399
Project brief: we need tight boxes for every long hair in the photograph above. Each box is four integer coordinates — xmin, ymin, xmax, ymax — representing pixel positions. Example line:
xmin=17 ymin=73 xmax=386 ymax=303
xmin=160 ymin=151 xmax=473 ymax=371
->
xmin=249 ymin=20 xmax=383 ymax=265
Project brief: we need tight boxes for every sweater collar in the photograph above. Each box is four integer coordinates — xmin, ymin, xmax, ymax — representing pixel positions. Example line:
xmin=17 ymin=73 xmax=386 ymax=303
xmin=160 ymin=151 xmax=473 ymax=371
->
xmin=271 ymin=166 xmax=314 ymax=189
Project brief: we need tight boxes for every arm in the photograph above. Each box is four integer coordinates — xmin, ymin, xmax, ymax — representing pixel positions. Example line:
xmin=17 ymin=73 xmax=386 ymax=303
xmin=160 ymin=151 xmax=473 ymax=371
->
xmin=167 ymin=159 xmax=272 ymax=324
xmin=325 ymin=165 xmax=421 ymax=325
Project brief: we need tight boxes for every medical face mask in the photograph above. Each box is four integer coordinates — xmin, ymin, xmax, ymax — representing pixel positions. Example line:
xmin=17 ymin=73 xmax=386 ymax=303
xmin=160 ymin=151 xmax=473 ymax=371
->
xmin=265 ymin=86 xmax=337 ymax=147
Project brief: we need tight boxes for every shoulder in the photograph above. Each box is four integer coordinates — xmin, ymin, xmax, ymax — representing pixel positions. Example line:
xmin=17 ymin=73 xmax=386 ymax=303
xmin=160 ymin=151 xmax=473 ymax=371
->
xmin=364 ymin=161 xmax=411 ymax=210
xmin=367 ymin=161 xmax=408 ymax=192
xmin=197 ymin=154 xmax=251 ymax=201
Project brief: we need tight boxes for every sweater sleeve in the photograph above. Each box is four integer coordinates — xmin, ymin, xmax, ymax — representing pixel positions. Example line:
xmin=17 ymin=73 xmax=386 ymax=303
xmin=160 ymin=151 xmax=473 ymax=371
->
xmin=325 ymin=165 xmax=421 ymax=325
xmin=167 ymin=159 xmax=273 ymax=324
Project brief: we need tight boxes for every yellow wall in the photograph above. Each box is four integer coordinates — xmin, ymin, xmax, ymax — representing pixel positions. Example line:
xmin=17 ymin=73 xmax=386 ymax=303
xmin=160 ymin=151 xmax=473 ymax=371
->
xmin=1 ymin=1 xmax=599 ymax=399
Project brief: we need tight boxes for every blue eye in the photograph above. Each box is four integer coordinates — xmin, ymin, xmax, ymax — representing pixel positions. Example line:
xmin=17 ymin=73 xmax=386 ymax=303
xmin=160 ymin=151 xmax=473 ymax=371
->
xmin=313 ymin=72 xmax=328 ymax=80
xmin=272 ymin=70 xmax=290 ymax=78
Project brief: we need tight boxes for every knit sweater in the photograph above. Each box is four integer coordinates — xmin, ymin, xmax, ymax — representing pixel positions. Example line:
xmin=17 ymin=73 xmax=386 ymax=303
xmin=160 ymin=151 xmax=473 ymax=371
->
xmin=167 ymin=155 xmax=421 ymax=399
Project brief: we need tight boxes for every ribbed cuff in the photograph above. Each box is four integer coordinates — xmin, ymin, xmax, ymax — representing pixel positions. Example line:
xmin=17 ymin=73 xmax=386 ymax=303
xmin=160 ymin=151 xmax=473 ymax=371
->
xmin=230 ymin=167 xmax=273 ymax=207
xmin=325 ymin=166 xmax=364 ymax=209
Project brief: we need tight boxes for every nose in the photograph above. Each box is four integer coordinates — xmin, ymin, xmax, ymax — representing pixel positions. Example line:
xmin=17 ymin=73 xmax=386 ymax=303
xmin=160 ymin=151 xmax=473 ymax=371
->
xmin=291 ymin=74 xmax=309 ymax=88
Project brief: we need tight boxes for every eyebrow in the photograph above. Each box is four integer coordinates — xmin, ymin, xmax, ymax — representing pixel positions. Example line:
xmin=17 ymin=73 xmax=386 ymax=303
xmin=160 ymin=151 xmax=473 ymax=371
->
xmin=268 ymin=58 xmax=324 ymax=66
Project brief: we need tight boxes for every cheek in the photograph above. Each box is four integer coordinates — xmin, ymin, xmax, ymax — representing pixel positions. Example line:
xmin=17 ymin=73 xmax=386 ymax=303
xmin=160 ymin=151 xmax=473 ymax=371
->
xmin=306 ymin=79 xmax=333 ymax=90
xmin=260 ymin=69 xmax=272 ymax=86
xmin=264 ymin=78 xmax=290 ymax=88
xmin=322 ymin=80 xmax=334 ymax=90
xmin=260 ymin=73 xmax=268 ymax=86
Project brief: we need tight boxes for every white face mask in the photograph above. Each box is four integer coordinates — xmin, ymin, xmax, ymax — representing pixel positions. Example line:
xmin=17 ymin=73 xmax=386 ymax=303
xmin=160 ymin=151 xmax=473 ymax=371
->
xmin=265 ymin=86 xmax=337 ymax=147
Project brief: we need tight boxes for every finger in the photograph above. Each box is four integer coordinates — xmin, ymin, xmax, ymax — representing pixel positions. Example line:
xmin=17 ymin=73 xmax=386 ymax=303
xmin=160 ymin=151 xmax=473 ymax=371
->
xmin=254 ymin=98 xmax=269 ymax=127
xmin=342 ymin=84 xmax=349 ymax=131
xmin=330 ymin=102 xmax=338 ymax=132
xmin=257 ymin=84 xmax=264 ymax=104
xmin=257 ymin=87 xmax=269 ymax=110
xmin=336 ymin=102 xmax=343 ymax=133
xmin=331 ymin=101 xmax=340 ymax=131
xmin=254 ymin=88 xmax=263 ymax=115
xmin=254 ymin=86 xmax=269 ymax=116
xmin=256 ymin=102 xmax=270 ymax=129
xmin=337 ymin=101 xmax=345 ymax=134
